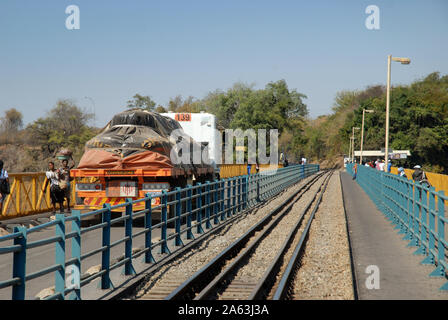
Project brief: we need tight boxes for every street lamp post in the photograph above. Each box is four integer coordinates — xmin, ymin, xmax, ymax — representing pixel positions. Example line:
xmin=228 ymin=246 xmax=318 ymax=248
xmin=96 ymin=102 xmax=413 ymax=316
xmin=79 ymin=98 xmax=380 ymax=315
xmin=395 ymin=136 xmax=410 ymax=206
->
xmin=352 ymin=127 xmax=360 ymax=163
xmin=384 ymin=55 xmax=410 ymax=171
xmin=348 ymin=136 xmax=352 ymax=163
xmin=360 ymin=109 xmax=374 ymax=164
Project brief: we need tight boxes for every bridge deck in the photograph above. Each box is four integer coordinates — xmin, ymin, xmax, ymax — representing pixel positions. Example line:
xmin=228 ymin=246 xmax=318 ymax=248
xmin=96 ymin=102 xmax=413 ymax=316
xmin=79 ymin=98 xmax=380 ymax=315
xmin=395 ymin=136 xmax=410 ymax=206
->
xmin=341 ymin=171 xmax=447 ymax=299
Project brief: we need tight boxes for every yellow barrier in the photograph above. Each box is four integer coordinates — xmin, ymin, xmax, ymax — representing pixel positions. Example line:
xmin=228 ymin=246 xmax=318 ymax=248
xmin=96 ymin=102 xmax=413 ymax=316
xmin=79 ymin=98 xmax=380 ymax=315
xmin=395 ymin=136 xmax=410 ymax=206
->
xmin=219 ymin=164 xmax=283 ymax=179
xmin=1 ymin=173 xmax=76 ymax=221
xmin=391 ymin=166 xmax=448 ymax=192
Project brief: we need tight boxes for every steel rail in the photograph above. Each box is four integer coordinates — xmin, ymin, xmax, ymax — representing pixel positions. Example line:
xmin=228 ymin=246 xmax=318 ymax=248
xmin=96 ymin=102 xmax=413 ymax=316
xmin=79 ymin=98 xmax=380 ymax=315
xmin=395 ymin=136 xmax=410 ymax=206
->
xmin=272 ymin=170 xmax=333 ymax=300
xmin=248 ymin=171 xmax=333 ymax=300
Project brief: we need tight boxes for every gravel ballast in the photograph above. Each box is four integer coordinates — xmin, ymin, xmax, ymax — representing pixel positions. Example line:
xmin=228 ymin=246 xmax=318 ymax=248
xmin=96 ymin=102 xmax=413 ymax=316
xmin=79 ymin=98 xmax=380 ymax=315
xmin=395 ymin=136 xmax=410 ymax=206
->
xmin=292 ymin=171 xmax=354 ymax=300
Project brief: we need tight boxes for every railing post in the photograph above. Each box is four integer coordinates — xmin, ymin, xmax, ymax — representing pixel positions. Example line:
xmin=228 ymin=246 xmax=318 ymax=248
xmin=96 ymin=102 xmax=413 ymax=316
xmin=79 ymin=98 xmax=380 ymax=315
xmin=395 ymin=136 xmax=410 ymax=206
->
xmin=100 ymin=203 xmax=111 ymax=289
xmin=232 ymin=179 xmax=237 ymax=215
xmin=123 ymin=198 xmax=135 ymax=275
xmin=220 ymin=180 xmax=225 ymax=222
xmin=422 ymin=187 xmax=436 ymax=265
xmin=414 ymin=185 xmax=427 ymax=256
xmin=175 ymin=187 xmax=183 ymax=246
xmin=205 ymin=182 xmax=212 ymax=229
xmin=408 ymin=184 xmax=420 ymax=247
xmin=186 ymin=186 xmax=194 ymax=240
xmin=397 ymin=177 xmax=407 ymax=235
xmin=403 ymin=180 xmax=413 ymax=241
xmin=69 ymin=210 xmax=81 ymax=300
xmin=196 ymin=183 xmax=204 ymax=234
xmin=144 ymin=193 xmax=155 ymax=263
xmin=12 ymin=226 xmax=27 ymax=300
xmin=430 ymin=190 xmax=447 ymax=280
xmin=226 ymin=179 xmax=231 ymax=218
xmin=54 ymin=213 xmax=66 ymax=300
xmin=161 ymin=191 xmax=170 ymax=254
xmin=391 ymin=176 xmax=400 ymax=227
xmin=237 ymin=177 xmax=242 ymax=213
xmin=213 ymin=181 xmax=220 ymax=225
xmin=243 ymin=175 xmax=248 ymax=211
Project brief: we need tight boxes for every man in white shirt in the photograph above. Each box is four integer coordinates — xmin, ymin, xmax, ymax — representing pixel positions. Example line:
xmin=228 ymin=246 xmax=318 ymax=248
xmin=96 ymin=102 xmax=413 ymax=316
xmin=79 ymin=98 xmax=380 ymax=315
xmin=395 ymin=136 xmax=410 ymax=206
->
xmin=378 ymin=160 xmax=385 ymax=171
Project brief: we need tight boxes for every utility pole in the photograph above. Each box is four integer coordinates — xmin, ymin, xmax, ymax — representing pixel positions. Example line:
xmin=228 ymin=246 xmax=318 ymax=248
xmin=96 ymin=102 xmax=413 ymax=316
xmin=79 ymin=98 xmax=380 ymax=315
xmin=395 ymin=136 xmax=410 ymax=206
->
xmin=384 ymin=55 xmax=410 ymax=171
xmin=360 ymin=109 xmax=374 ymax=164
xmin=352 ymin=127 xmax=360 ymax=163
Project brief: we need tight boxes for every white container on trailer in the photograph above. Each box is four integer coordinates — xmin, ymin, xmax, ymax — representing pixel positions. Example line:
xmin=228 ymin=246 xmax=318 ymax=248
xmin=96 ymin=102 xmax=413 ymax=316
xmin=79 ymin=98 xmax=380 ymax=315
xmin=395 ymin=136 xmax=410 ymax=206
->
xmin=161 ymin=112 xmax=221 ymax=175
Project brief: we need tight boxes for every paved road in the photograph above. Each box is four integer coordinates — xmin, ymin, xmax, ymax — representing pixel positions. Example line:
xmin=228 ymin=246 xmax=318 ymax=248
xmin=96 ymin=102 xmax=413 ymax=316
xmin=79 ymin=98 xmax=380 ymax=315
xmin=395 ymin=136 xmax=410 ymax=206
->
xmin=340 ymin=171 xmax=448 ymax=299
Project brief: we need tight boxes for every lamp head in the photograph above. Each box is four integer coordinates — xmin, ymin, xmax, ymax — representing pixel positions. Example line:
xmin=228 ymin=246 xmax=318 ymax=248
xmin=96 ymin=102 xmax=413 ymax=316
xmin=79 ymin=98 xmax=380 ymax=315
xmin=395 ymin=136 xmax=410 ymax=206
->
xmin=392 ymin=57 xmax=411 ymax=65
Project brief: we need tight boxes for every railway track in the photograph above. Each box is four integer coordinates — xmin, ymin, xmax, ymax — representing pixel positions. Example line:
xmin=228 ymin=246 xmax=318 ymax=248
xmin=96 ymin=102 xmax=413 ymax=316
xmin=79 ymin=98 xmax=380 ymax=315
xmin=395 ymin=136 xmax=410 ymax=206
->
xmin=137 ymin=170 xmax=334 ymax=300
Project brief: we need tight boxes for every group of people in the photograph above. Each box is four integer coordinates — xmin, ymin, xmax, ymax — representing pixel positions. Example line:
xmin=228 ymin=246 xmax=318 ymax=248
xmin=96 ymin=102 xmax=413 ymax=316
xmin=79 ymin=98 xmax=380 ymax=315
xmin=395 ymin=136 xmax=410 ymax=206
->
xmin=0 ymin=157 xmax=76 ymax=214
xmin=45 ymin=157 xmax=75 ymax=213
xmin=363 ymin=159 xmax=392 ymax=173
xmin=358 ymin=158 xmax=431 ymax=187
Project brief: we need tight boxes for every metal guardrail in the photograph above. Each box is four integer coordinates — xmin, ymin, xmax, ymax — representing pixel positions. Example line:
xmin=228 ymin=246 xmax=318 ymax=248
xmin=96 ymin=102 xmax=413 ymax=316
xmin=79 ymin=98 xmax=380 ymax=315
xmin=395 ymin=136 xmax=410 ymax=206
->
xmin=347 ymin=163 xmax=448 ymax=291
xmin=0 ymin=164 xmax=319 ymax=300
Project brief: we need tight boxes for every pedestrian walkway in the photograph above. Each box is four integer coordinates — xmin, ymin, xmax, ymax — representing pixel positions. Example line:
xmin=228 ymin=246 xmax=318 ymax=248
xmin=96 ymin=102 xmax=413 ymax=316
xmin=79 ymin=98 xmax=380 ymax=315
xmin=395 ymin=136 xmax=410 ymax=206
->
xmin=340 ymin=171 xmax=448 ymax=299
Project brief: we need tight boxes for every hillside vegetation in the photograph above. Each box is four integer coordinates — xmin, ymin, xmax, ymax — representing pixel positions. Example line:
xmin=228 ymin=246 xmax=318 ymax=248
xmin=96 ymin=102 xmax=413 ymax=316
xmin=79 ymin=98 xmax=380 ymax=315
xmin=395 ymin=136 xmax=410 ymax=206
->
xmin=300 ymin=72 xmax=448 ymax=173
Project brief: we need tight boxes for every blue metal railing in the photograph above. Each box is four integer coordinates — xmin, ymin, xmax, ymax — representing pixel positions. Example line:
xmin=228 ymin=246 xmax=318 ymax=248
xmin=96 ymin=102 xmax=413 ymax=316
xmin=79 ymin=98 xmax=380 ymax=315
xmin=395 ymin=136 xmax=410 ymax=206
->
xmin=0 ymin=164 xmax=319 ymax=300
xmin=347 ymin=163 xmax=448 ymax=291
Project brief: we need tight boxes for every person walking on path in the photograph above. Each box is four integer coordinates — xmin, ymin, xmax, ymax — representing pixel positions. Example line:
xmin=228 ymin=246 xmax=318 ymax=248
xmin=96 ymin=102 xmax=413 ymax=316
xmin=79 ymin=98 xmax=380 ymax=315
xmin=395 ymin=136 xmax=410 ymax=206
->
xmin=247 ymin=163 xmax=251 ymax=175
xmin=0 ymin=160 xmax=10 ymax=213
xmin=352 ymin=162 xmax=358 ymax=180
xmin=44 ymin=161 xmax=65 ymax=213
xmin=59 ymin=156 xmax=75 ymax=213
xmin=412 ymin=165 xmax=431 ymax=187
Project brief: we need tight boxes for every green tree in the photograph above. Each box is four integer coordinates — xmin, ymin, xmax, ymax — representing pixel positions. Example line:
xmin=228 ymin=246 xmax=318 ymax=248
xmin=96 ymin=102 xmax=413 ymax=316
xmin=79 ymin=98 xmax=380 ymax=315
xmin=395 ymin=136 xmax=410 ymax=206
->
xmin=0 ymin=108 xmax=24 ymax=143
xmin=26 ymin=99 xmax=95 ymax=157
xmin=127 ymin=94 xmax=157 ymax=111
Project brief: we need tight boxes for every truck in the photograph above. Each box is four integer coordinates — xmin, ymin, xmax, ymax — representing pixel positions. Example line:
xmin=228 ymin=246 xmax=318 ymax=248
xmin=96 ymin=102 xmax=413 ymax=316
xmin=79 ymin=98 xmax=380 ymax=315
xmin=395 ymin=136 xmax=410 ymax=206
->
xmin=71 ymin=109 xmax=215 ymax=215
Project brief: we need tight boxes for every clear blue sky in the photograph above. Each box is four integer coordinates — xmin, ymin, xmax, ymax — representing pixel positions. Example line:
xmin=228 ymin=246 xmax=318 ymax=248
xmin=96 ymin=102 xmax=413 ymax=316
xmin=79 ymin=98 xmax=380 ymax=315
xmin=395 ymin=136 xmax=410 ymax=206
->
xmin=0 ymin=0 xmax=447 ymax=127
